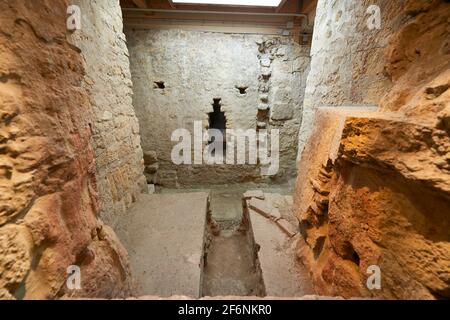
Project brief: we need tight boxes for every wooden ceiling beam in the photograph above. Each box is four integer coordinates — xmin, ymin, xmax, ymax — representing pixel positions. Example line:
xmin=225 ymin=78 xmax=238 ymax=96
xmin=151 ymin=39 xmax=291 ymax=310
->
xmin=132 ymin=0 xmax=148 ymax=8
xmin=122 ymin=0 xmax=317 ymax=13
xmin=276 ymin=0 xmax=289 ymax=13
xmin=302 ymin=0 xmax=317 ymax=13
xmin=168 ymin=0 xmax=176 ymax=9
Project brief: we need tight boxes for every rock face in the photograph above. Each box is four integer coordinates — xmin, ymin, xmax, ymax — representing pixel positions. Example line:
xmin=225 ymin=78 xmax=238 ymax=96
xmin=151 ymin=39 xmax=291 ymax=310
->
xmin=297 ymin=0 xmax=401 ymax=157
xmin=126 ymin=30 xmax=311 ymax=186
xmin=295 ymin=0 xmax=450 ymax=299
xmin=0 ymin=1 xmax=133 ymax=299
xmin=69 ymin=0 xmax=147 ymax=227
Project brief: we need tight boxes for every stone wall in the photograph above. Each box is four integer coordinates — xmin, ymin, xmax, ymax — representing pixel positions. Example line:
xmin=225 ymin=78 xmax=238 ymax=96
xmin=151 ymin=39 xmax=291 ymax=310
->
xmin=0 ymin=0 xmax=133 ymax=299
xmin=126 ymin=29 xmax=310 ymax=187
xmin=297 ymin=0 xmax=402 ymax=157
xmin=69 ymin=0 xmax=147 ymax=227
xmin=295 ymin=0 xmax=450 ymax=299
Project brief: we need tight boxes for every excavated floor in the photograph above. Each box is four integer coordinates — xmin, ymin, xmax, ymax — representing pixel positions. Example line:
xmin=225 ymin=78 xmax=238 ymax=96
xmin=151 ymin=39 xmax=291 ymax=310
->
xmin=202 ymin=229 xmax=263 ymax=297
xmin=249 ymin=211 xmax=315 ymax=296
xmin=115 ymin=193 xmax=209 ymax=298
xmin=116 ymin=184 xmax=315 ymax=298
xmin=160 ymin=186 xmax=269 ymax=296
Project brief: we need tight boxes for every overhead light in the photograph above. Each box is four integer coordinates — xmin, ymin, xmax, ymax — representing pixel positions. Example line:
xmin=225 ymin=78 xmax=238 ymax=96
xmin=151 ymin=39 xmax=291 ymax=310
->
xmin=172 ymin=0 xmax=283 ymax=7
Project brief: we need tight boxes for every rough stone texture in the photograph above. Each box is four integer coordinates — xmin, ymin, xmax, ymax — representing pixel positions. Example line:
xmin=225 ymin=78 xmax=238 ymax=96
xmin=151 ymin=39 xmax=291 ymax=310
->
xmin=202 ymin=229 xmax=265 ymax=297
xmin=275 ymin=219 xmax=298 ymax=238
xmin=69 ymin=0 xmax=147 ymax=227
xmin=243 ymin=190 xmax=265 ymax=200
xmin=295 ymin=107 xmax=379 ymax=226
xmin=248 ymin=198 xmax=277 ymax=219
xmin=245 ymin=196 xmax=315 ymax=297
xmin=0 ymin=0 xmax=133 ymax=299
xmin=295 ymin=0 xmax=450 ymax=300
xmin=247 ymin=192 xmax=299 ymax=225
xmin=297 ymin=0 xmax=401 ymax=158
xmin=126 ymin=29 xmax=310 ymax=186
xmin=381 ymin=0 xmax=450 ymax=117
xmin=73 ymin=295 xmax=346 ymax=300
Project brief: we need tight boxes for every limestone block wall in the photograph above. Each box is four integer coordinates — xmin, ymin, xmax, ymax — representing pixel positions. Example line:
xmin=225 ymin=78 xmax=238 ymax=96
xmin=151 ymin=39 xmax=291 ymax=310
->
xmin=0 ymin=0 xmax=133 ymax=299
xmin=126 ymin=29 xmax=310 ymax=187
xmin=297 ymin=0 xmax=404 ymax=157
xmin=69 ymin=0 xmax=147 ymax=227
xmin=294 ymin=0 xmax=450 ymax=299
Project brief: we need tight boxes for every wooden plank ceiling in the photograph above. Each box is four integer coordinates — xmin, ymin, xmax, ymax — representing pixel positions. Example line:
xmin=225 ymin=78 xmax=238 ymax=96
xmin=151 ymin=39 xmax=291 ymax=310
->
xmin=120 ymin=0 xmax=317 ymax=38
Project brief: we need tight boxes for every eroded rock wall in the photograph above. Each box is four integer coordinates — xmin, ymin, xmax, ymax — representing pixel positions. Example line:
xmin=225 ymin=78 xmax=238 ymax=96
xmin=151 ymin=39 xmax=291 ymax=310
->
xmin=126 ymin=30 xmax=310 ymax=187
xmin=297 ymin=0 xmax=402 ymax=157
xmin=295 ymin=0 xmax=450 ymax=299
xmin=0 ymin=0 xmax=133 ymax=299
xmin=69 ymin=0 xmax=146 ymax=227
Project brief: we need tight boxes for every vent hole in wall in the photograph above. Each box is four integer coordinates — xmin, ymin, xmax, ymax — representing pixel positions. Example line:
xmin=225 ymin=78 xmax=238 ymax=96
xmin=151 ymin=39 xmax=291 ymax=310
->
xmin=154 ymin=81 xmax=165 ymax=89
xmin=208 ymin=98 xmax=227 ymax=152
xmin=236 ymin=86 xmax=248 ymax=95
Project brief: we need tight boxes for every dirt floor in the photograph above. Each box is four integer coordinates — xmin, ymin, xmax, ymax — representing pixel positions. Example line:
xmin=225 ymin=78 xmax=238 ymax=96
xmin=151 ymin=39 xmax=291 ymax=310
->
xmin=202 ymin=229 xmax=264 ymax=297
xmin=117 ymin=182 xmax=314 ymax=298
xmin=159 ymin=184 xmax=294 ymax=296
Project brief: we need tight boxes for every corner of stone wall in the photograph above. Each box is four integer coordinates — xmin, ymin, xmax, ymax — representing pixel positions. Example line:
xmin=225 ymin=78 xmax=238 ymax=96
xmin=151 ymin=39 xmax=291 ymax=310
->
xmin=294 ymin=0 xmax=450 ymax=300
xmin=0 ymin=0 xmax=137 ymax=300
xmin=69 ymin=0 xmax=147 ymax=227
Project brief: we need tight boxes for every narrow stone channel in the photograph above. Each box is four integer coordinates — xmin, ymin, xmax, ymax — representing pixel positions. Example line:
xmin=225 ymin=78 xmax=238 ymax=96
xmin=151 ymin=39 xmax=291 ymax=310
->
xmin=202 ymin=189 xmax=264 ymax=297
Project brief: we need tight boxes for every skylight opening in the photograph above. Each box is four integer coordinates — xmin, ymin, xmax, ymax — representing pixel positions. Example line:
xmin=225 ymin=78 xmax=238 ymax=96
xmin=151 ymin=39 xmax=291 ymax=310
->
xmin=172 ymin=0 xmax=283 ymax=7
